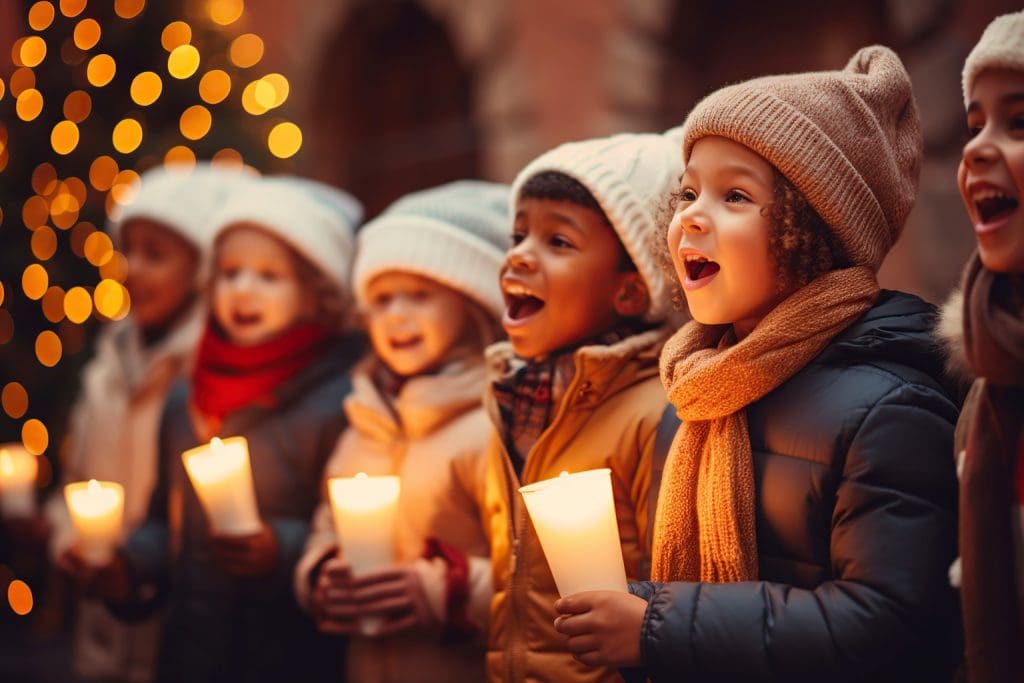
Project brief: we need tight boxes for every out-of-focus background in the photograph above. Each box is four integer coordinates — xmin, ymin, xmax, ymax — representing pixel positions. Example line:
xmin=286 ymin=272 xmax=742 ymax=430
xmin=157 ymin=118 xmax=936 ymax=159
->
xmin=0 ymin=0 xmax=1019 ymax=679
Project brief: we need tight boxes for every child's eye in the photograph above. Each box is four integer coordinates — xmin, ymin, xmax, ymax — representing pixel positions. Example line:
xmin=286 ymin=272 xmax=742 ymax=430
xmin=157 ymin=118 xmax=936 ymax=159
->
xmin=680 ymin=188 xmax=697 ymax=202
xmin=220 ymin=266 xmax=240 ymax=279
xmin=725 ymin=190 xmax=749 ymax=203
xmin=371 ymin=293 xmax=392 ymax=308
xmin=550 ymin=235 xmax=575 ymax=249
xmin=410 ymin=289 xmax=430 ymax=302
xmin=259 ymin=270 xmax=280 ymax=282
xmin=1010 ymin=115 xmax=1024 ymax=132
xmin=511 ymin=232 xmax=525 ymax=245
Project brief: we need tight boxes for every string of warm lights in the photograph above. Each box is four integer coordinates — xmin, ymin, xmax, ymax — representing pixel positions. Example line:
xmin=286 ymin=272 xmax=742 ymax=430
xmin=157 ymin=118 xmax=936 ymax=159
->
xmin=0 ymin=0 xmax=305 ymax=617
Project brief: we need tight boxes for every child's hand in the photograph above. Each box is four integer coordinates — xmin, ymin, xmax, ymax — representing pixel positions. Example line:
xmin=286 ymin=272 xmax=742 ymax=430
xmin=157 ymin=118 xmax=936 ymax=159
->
xmin=553 ymin=590 xmax=647 ymax=668
xmin=349 ymin=564 xmax=434 ymax=637
xmin=210 ymin=523 xmax=279 ymax=578
xmin=57 ymin=547 xmax=131 ymax=603
xmin=311 ymin=555 xmax=360 ymax=635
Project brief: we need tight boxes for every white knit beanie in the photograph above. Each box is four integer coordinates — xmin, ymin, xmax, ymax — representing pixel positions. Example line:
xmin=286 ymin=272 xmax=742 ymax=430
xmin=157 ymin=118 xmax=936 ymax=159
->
xmin=112 ymin=161 xmax=253 ymax=254
xmin=353 ymin=180 xmax=510 ymax=318
xmin=209 ymin=176 xmax=363 ymax=296
xmin=510 ymin=132 xmax=683 ymax=322
xmin=962 ymin=10 xmax=1024 ymax=104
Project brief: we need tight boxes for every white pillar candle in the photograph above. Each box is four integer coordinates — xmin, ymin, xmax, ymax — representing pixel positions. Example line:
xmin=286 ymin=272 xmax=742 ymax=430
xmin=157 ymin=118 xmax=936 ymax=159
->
xmin=0 ymin=445 xmax=38 ymax=518
xmin=328 ymin=472 xmax=401 ymax=635
xmin=519 ymin=468 xmax=628 ymax=597
xmin=182 ymin=436 xmax=261 ymax=536
xmin=64 ymin=479 xmax=124 ymax=565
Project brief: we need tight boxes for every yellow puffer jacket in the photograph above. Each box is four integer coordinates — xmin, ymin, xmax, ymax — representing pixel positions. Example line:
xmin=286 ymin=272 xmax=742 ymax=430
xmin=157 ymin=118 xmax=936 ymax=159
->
xmin=483 ymin=327 xmax=670 ymax=683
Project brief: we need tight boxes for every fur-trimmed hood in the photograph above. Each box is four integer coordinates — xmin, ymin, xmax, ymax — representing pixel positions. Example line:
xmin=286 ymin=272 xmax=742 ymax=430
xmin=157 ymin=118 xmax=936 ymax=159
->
xmin=936 ymin=288 xmax=974 ymax=384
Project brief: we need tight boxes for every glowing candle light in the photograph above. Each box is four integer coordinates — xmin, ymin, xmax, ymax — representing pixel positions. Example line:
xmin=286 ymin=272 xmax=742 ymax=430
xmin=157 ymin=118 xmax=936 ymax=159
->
xmin=64 ymin=479 xmax=124 ymax=565
xmin=182 ymin=436 xmax=260 ymax=536
xmin=328 ymin=472 xmax=400 ymax=634
xmin=0 ymin=445 xmax=38 ymax=518
xmin=519 ymin=468 xmax=627 ymax=597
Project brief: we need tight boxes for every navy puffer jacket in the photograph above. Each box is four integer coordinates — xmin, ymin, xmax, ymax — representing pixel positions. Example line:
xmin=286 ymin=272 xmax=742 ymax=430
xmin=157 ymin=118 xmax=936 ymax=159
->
xmin=631 ymin=291 xmax=961 ymax=682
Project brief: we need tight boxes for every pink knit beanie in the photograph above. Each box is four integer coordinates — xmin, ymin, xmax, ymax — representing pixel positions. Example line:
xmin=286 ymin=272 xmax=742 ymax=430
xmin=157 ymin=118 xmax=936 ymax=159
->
xmin=680 ymin=45 xmax=922 ymax=272
xmin=962 ymin=11 xmax=1024 ymax=104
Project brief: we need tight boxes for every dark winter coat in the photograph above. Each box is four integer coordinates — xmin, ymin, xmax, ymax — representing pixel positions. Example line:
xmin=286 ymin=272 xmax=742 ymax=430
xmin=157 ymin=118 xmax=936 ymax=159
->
xmin=631 ymin=291 xmax=962 ymax=682
xmin=118 ymin=333 xmax=362 ymax=683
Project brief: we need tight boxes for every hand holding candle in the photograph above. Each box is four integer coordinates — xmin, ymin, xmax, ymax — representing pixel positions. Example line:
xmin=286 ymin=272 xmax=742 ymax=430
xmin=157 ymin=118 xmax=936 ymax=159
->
xmin=0 ymin=444 xmax=38 ymax=518
xmin=64 ymin=479 xmax=124 ymax=565
xmin=519 ymin=468 xmax=627 ymax=597
xmin=182 ymin=436 xmax=261 ymax=536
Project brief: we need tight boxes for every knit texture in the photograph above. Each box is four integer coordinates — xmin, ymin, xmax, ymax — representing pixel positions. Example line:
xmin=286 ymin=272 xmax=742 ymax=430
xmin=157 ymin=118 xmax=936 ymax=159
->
xmin=681 ymin=45 xmax=921 ymax=272
xmin=209 ymin=175 xmax=362 ymax=297
xmin=962 ymin=11 xmax=1024 ymax=104
xmin=353 ymin=180 xmax=510 ymax=318
xmin=653 ymin=267 xmax=879 ymax=582
xmin=510 ymin=132 xmax=684 ymax=322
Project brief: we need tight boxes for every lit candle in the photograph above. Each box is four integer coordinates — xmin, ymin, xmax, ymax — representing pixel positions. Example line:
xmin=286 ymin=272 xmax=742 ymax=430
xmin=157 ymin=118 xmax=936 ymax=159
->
xmin=182 ymin=436 xmax=261 ymax=536
xmin=519 ymin=468 xmax=628 ymax=597
xmin=328 ymin=472 xmax=401 ymax=634
xmin=0 ymin=445 xmax=38 ymax=518
xmin=64 ymin=479 xmax=124 ymax=565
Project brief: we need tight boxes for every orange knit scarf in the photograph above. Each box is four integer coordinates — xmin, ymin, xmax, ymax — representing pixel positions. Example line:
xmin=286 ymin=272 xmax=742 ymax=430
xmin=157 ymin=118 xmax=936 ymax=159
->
xmin=651 ymin=267 xmax=880 ymax=582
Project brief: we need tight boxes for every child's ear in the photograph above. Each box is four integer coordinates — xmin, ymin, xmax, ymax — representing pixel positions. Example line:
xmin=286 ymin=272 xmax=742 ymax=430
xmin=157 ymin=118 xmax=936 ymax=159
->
xmin=612 ymin=273 xmax=649 ymax=318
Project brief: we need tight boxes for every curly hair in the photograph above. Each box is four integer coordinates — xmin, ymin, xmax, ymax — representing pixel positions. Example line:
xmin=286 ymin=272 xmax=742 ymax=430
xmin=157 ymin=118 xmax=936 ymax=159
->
xmin=652 ymin=168 xmax=849 ymax=311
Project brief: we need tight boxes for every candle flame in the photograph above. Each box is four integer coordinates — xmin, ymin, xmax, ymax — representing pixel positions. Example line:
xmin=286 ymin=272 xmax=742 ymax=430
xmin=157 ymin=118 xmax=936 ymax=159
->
xmin=211 ymin=437 xmax=224 ymax=449
xmin=87 ymin=478 xmax=101 ymax=493
xmin=559 ymin=471 xmax=569 ymax=478
xmin=355 ymin=472 xmax=368 ymax=480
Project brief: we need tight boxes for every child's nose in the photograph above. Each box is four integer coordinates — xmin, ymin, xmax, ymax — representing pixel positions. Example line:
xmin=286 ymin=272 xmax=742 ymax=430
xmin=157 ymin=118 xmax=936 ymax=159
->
xmin=505 ymin=241 xmax=537 ymax=271
xmin=676 ymin=202 xmax=709 ymax=235
xmin=962 ymin=129 xmax=1000 ymax=170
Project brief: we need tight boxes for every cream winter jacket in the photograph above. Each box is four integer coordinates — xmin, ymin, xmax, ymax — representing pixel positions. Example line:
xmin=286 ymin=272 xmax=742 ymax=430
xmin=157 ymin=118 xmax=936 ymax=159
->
xmin=294 ymin=355 xmax=493 ymax=683
xmin=482 ymin=327 xmax=670 ymax=683
xmin=44 ymin=305 xmax=203 ymax=683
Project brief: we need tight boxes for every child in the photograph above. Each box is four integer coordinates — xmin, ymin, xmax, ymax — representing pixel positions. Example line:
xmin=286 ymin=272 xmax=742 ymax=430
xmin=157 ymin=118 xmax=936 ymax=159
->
xmin=946 ymin=11 xmax=1024 ymax=682
xmin=294 ymin=180 xmax=509 ymax=683
xmin=82 ymin=176 xmax=365 ymax=683
xmin=47 ymin=162 xmax=248 ymax=683
xmin=483 ymin=132 xmax=682 ymax=683
xmin=552 ymin=46 xmax=962 ymax=681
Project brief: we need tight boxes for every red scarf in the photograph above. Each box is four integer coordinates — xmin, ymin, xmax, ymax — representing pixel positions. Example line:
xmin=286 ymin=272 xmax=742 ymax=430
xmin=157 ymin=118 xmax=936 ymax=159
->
xmin=191 ymin=322 xmax=332 ymax=424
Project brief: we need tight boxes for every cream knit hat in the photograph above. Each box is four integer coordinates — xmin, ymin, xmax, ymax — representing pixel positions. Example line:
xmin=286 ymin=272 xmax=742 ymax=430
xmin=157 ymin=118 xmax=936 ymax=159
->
xmin=112 ymin=161 xmax=253 ymax=253
xmin=681 ymin=45 xmax=922 ymax=272
xmin=962 ymin=11 xmax=1024 ymax=104
xmin=510 ymin=132 xmax=683 ymax=322
xmin=209 ymin=175 xmax=363 ymax=296
xmin=353 ymin=180 xmax=510 ymax=318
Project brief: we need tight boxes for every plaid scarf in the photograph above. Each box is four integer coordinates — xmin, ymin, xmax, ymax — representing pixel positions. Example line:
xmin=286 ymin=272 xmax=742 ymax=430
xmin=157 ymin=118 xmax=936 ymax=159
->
xmin=493 ymin=323 xmax=646 ymax=476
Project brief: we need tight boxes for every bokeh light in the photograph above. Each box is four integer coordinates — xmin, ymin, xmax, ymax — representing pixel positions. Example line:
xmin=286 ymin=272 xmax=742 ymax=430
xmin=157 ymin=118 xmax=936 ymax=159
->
xmin=22 ymin=195 xmax=49 ymax=230
xmin=94 ymin=279 xmax=129 ymax=320
xmin=31 ymin=226 xmax=58 ymax=261
xmin=84 ymin=231 xmax=114 ymax=266
xmin=73 ymin=18 xmax=101 ymax=50
xmin=261 ymin=73 xmax=289 ymax=107
xmin=22 ymin=419 xmax=48 ymax=455
xmin=63 ymin=287 xmax=92 ymax=324
xmin=114 ymin=0 xmax=146 ymax=20
xmin=59 ymin=0 xmax=86 ymax=18
xmin=0 ymin=311 xmax=13 ymax=345
xmin=161 ymin=21 xmax=191 ymax=52
xmin=70 ymin=222 xmax=96 ymax=257
xmin=16 ymin=89 xmax=44 ymax=122
xmin=8 ymin=580 xmax=33 ymax=617
xmin=199 ymin=69 xmax=231 ymax=104
xmin=32 ymin=163 xmax=58 ymax=196
xmin=209 ymin=0 xmax=245 ymax=26
xmin=179 ymin=105 xmax=211 ymax=140
xmin=10 ymin=68 xmax=36 ymax=97
xmin=212 ymin=148 xmax=244 ymax=167
xmin=22 ymin=265 xmax=48 ymax=300
xmin=86 ymin=54 xmax=116 ymax=87
xmin=20 ymin=36 xmax=47 ymax=68
xmin=63 ymin=90 xmax=91 ymax=122
xmin=229 ymin=33 xmax=263 ymax=68
xmin=41 ymin=286 xmax=66 ymax=323
xmin=268 ymin=122 xmax=302 ymax=159
xmin=110 ymin=170 xmax=140 ymax=205
xmin=167 ymin=44 xmax=200 ymax=79
xmin=0 ymin=78 xmax=5 ymax=102
xmin=28 ymin=2 xmax=56 ymax=31
xmin=36 ymin=330 xmax=62 ymax=367
xmin=164 ymin=145 xmax=195 ymax=166
xmin=99 ymin=252 xmax=129 ymax=282
xmin=241 ymin=80 xmax=268 ymax=115
xmin=112 ymin=118 xmax=143 ymax=154
xmin=130 ymin=71 xmax=162 ymax=106
xmin=51 ymin=120 xmax=80 ymax=155
xmin=89 ymin=156 xmax=119 ymax=191
xmin=2 ymin=383 xmax=29 ymax=419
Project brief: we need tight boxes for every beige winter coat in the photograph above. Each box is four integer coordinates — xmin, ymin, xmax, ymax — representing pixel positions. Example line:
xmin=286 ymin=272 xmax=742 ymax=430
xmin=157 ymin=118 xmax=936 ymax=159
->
xmin=44 ymin=306 xmax=203 ymax=683
xmin=294 ymin=356 xmax=492 ymax=683
xmin=483 ymin=327 xmax=670 ymax=683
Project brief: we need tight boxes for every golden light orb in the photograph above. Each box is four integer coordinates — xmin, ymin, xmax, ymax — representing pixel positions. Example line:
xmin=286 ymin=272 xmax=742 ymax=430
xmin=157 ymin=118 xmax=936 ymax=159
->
xmin=10 ymin=67 xmax=36 ymax=97
xmin=8 ymin=580 xmax=33 ymax=616
xmin=22 ymin=418 xmax=49 ymax=455
xmin=59 ymin=0 xmax=86 ymax=18
xmin=110 ymin=169 xmax=140 ymax=205
xmin=36 ymin=330 xmax=63 ymax=367
xmin=16 ymin=89 xmax=44 ymax=122
xmin=28 ymin=2 xmax=56 ymax=31
xmin=209 ymin=0 xmax=244 ymax=26
xmin=83 ymin=231 xmax=114 ymax=266
xmin=2 ymin=382 xmax=29 ymax=419
xmin=99 ymin=252 xmax=129 ymax=282
xmin=179 ymin=105 xmax=211 ymax=141
xmin=267 ymin=122 xmax=302 ymax=159
xmin=111 ymin=118 xmax=143 ymax=154
xmin=51 ymin=120 xmax=80 ymax=155
xmin=130 ymin=71 xmax=162 ymax=106
xmin=241 ymin=80 xmax=268 ymax=115
xmin=63 ymin=90 xmax=91 ymax=122
xmin=41 ymin=286 xmax=66 ymax=323
xmin=261 ymin=73 xmax=289 ymax=107
xmin=161 ymin=21 xmax=191 ymax=52
xmin=22 ymin=264 xmax=48 ymax=300
xmin=89 ymin=156 xmax=119 ymax=191
xmin=198 ymin=69 xmax=231 ymax=104
xmin=31 ymin=226 xmax=57 ymax=261
xmin=73 ymin=18 xmax=101 ymax=50
xmin=94 ymin=279 xmax=128 ymax=319
xmin=21 ymin=196 xmax=49 ymax=230
xmin=167 ymin=44 xmax=200 ymax=80
xmin=164 ymin=145 xmax=196 ymax=167
xmin=86 ymin=54 xmax=116 ymax=87
xmin=20 ymin=36 xmax=47 ymax=68
xmin=212 ymin=148 xmax=244 ymax=167
xmin=114 ymin=0 xmax=145 ymax=19
xmin=229 ymin=33 xmax=263 ymax=68
xmin=64 ymin=286 xmax=93 ymax=324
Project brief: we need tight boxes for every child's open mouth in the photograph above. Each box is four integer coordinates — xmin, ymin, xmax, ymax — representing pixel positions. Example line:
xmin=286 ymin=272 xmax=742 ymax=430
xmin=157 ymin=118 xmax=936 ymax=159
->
xmin=390 ymin=335 xmax=422 ymax=350
xmin=974 ymin=191 xmax=1019 ymax=226
xmin=683 ymin=254 xmax=720 ymax=284
xmin=232 ymin=312 xmax=262 ymax=326
xmin=502 ymin=281 xmax=545 ymax=322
